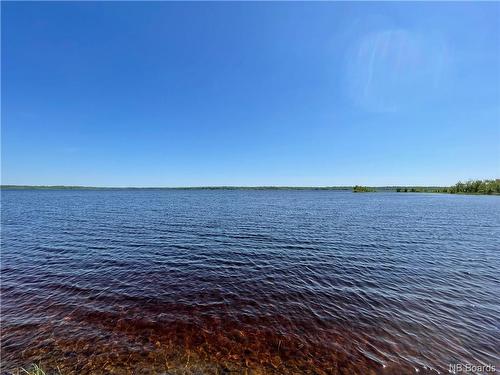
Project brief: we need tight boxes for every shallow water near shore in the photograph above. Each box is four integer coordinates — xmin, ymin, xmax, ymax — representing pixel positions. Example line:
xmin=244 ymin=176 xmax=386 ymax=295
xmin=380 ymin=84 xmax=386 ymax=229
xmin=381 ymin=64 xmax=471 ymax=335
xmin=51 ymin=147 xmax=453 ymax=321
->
xmin=1 ymin=189 xmax=499 ymax=374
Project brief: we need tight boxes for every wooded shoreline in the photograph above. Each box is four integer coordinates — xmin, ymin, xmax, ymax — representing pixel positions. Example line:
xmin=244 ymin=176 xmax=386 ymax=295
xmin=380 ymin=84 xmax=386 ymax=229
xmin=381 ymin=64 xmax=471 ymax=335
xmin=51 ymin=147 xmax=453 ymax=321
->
xmin=2 ymin=179 xmax=498 ymax=195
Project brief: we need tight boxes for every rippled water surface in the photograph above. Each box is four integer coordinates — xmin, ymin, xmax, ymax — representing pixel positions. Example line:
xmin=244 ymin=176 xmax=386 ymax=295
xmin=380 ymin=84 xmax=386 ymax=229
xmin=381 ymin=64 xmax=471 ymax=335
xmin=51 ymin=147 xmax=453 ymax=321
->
xmin=1 ymin=189 xmax=499 ymax=374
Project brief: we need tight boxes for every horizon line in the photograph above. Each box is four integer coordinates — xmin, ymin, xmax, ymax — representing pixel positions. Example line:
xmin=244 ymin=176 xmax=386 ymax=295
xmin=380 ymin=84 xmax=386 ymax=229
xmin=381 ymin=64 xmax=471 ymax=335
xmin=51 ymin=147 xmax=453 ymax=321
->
xmin=0 ymin=184 xmax=454 ymax=189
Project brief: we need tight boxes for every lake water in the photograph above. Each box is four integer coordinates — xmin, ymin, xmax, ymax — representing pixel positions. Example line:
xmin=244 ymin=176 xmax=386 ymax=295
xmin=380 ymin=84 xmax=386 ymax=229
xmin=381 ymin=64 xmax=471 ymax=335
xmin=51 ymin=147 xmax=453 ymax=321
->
xmin=1 ymin=189 xmax=499 ymax=374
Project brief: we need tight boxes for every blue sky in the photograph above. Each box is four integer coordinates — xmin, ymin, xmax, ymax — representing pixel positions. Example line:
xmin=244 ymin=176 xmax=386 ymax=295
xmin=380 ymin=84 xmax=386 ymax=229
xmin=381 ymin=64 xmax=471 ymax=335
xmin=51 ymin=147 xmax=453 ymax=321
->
xmin=2 ymin=2 xmax=499 ymax=187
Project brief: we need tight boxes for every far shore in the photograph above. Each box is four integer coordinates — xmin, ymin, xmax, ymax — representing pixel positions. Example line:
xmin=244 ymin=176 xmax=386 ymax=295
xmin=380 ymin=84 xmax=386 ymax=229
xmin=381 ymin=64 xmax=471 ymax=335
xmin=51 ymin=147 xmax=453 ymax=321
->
xmin=1 ymin=180 xmax=499 ymax=195
xmin=0 ymin=184 xmax=444 ymax=191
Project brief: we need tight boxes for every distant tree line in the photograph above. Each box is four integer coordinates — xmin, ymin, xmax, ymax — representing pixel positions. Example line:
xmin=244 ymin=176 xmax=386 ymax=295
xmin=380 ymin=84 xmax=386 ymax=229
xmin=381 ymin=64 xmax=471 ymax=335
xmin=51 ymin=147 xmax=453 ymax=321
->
xmin=2 ymin=180 xmax=498 ymax=195
xmin=396 ymin=179 xmax=500 ymax=195
xmin=446 ymin=179 xmax=500 ymax=195
xmin=396 ymin=187 xmax=418 ymax=193
xmin=353 ymin=185 xmax=375 ymax=193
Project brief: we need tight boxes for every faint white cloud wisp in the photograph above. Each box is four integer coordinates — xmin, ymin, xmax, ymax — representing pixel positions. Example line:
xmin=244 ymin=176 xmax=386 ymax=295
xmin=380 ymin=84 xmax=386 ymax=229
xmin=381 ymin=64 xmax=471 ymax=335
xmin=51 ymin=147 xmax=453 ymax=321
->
xmin=345 ymin=29 xmax=449 ymax=113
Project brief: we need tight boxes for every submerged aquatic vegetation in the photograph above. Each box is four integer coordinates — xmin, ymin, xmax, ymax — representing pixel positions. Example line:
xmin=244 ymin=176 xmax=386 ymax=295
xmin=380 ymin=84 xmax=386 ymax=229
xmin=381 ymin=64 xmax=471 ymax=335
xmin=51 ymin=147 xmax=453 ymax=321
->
xmin=19 ymin=364 xmax=46 ymax=375
xmin=13 ymin=364 xmax=62 ymax=375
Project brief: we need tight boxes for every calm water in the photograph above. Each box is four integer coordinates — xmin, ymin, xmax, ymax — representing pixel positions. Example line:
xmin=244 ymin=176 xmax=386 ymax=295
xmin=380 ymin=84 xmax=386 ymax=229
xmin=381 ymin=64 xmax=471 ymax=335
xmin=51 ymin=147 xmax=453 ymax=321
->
xmin=1 ymin=189 xmax=499 ymax=374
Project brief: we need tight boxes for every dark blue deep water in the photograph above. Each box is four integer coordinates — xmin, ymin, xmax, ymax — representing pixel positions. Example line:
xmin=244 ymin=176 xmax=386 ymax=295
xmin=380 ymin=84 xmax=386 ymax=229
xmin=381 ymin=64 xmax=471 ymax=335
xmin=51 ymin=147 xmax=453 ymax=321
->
xmin=1 ymin=189 xmax=499 ymax=374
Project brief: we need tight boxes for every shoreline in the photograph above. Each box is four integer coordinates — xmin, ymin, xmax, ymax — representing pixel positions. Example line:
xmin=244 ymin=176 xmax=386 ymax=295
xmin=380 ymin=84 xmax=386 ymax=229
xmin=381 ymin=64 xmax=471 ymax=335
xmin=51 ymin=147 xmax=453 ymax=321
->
xmin=1 ymin=185 xmax=499 ymax=195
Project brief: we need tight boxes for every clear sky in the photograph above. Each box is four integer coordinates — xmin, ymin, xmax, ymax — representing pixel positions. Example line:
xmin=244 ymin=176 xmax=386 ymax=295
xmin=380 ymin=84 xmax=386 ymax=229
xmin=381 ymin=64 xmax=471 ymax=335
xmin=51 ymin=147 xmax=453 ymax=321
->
xmin=2 ymin=2 xmax=499 ymax=187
